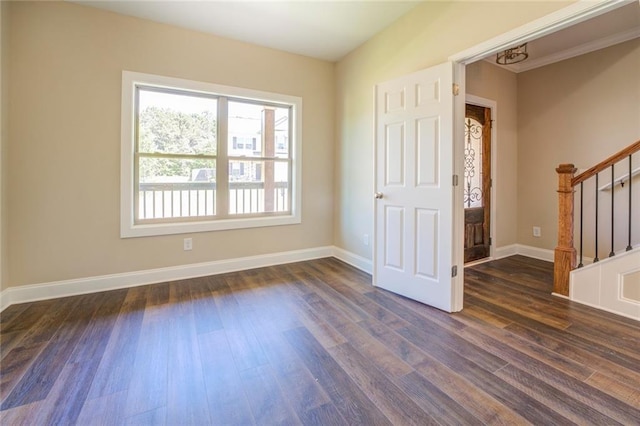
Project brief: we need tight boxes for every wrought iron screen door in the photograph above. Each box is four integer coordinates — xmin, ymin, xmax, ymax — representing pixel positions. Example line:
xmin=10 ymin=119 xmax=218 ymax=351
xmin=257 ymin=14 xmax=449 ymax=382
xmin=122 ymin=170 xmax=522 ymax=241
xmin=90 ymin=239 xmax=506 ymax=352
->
xmin=464 ymin=104 xmax=491 ymax=263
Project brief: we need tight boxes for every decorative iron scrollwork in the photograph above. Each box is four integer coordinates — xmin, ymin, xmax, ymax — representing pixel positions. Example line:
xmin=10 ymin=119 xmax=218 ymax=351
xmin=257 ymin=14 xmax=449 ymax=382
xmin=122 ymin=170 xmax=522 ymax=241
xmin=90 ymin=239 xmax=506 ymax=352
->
xmin=464 ymin=118 xmax=483 ymax=208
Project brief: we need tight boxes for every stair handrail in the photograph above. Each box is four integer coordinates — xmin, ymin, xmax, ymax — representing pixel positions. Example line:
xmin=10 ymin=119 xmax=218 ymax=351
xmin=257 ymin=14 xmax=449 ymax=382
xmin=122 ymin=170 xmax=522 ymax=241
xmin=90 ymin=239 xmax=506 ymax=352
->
xmin=572 ymin=139 xmax=640 ymax=186
xmin=554 ymin=139 xmax=640 ymax=296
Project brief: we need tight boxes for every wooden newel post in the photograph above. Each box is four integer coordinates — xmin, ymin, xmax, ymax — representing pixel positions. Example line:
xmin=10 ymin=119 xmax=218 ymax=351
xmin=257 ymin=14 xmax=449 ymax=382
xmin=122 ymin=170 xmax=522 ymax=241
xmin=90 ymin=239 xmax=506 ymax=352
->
xmin=554 ymin=164 xmax=577 ymax=296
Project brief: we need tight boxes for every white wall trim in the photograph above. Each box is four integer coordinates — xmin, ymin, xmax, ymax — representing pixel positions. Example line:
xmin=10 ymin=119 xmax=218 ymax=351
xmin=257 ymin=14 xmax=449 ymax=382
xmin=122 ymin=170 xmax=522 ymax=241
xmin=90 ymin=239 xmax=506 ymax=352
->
xmin=0 ymin=246 xmax=377 ymax=312
xmin=5 ymin=242 xmax=633 ymax=320
xmin=0 ymin=246 xmax=334 ymax=312
xmin=477 ymin=243 xmax=555 ymax=262
xmin=493 ymin=244 xmax=519 ymax=259
xmin=515 ymin=244 xmax=555 ymax=262
xmin=332 ymin=246 xmax=373 ymax=274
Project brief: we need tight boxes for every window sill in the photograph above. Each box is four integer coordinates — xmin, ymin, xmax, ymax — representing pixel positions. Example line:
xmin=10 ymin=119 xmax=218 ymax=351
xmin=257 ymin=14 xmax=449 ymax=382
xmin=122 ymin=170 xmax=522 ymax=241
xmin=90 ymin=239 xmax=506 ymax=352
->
xmin=121 ymin=214 xmax=301 ymax=238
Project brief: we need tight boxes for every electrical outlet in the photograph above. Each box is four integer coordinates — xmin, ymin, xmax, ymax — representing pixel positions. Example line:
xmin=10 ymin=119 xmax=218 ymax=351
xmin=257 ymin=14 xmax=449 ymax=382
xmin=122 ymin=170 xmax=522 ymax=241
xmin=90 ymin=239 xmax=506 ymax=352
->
xmin=363 ymin=234 xmax=369 ymax=246
xmin=184 ymin=238 xmax=193 ymax=251
xmin=533 ymin=226 xmax=541 ymax=238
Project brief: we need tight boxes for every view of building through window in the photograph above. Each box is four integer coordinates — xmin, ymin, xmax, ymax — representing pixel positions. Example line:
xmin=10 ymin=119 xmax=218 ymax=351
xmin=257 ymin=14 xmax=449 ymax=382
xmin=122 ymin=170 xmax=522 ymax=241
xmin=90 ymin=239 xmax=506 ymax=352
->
xmin=135 ymin=87 xmax=291 ymax=221
xmin=227 ymin=101 xmax=290 ymax=214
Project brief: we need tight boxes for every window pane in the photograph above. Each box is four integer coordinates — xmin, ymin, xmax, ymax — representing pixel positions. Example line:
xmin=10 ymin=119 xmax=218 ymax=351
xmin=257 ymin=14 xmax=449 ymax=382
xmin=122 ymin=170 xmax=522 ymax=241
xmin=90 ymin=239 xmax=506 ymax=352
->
xmin=228 ymin=101 xmax=290 ymax=159
xmin=138 ymin=88 xmax=217 ymax=155
xmin=228 ymin=160 xmax=289 ymax=215
xmin=274 ymin=107 xmax=290 ymax=159
xmin=138 ymin=157 xmax=216 ymax=220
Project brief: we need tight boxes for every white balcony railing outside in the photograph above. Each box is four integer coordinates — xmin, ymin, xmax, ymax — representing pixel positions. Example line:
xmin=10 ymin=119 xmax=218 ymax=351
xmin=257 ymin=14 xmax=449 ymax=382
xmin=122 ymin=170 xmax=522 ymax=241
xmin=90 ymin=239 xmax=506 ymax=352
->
xmin=138 ymin=182 xmax=289 ymax=220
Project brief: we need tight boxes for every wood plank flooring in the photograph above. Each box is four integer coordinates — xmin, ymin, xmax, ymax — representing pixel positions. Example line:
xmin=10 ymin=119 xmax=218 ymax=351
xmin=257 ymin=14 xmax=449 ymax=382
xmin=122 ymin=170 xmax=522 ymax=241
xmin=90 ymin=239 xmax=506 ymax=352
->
xmin=1 ymin=255 xmax=639 ymax=425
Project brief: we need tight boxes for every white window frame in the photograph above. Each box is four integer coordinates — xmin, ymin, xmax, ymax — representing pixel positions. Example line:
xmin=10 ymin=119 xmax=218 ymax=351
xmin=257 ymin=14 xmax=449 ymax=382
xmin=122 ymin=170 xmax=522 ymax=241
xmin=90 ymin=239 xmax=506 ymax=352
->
xmin=121 ymin=71 xmax=302 ymax=238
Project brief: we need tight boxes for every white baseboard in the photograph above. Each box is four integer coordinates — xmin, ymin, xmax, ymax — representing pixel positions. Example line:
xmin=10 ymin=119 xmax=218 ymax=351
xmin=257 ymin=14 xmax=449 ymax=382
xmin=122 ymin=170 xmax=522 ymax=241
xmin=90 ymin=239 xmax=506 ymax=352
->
xmin=497 ymin=243 xmax=637 ymax=266
xmin=0 ymin=246 xmax=334 ymax=312
xmin=493 ymin=244 xmax=519 ymax=259
xmin=334 ymin=244 xmax=557 ymax=273
xmin=331 ymin=246 xmax=373 ymax=274
xmin=491 ymin=243 xmax=556 ymax=262
xmin=463 ymin=257 xmax=494 ymax=267
xmin=515 ymin=244 xmax=555 ymax=262
xmin=0 ymin=243 xmax=566 ymax=312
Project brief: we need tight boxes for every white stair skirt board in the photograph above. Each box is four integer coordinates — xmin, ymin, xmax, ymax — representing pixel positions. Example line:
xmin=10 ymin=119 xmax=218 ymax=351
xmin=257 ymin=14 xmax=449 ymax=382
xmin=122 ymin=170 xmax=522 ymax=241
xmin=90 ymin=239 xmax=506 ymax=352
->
xmin=570 ymin=247 xmax=640 ymax=321
xmin=0 ymin=246 xmax=336 ymax=312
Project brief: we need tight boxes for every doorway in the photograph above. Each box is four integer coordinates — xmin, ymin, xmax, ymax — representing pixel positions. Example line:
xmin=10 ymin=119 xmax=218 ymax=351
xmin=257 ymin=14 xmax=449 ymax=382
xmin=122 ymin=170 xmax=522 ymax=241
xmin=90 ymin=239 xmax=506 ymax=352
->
xmin=371 ymin=1 xmax=630 ymax=312
xmin=464 ymin=103 xmax=491 ymax=263
xmin=449 ymin=0 xmax=630 ymax=271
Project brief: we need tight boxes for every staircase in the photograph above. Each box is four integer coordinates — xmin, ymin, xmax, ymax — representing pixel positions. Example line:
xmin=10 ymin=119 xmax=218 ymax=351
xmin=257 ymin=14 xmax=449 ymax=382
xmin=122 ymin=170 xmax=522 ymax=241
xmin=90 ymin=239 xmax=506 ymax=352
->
xmin=570 ymin=248 xmax=640 ymax=320
xmin=554 ymin=139 xmax=640 ymax=321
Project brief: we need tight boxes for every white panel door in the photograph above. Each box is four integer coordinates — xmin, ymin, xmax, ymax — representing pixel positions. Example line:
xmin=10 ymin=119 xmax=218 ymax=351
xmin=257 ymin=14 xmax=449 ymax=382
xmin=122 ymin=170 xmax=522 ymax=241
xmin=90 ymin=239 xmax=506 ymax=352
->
xmin=374 ymin=62 xmax=459 ymax=312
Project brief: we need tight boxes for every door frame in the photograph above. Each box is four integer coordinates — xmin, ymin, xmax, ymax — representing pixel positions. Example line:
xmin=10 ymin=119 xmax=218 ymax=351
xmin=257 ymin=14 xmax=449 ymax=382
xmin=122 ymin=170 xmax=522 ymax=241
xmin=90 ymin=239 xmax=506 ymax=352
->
xmin=446 ymin=0 xmax=629 ymax=301
xmin=465 ymin=95 xmax=497 ymax=262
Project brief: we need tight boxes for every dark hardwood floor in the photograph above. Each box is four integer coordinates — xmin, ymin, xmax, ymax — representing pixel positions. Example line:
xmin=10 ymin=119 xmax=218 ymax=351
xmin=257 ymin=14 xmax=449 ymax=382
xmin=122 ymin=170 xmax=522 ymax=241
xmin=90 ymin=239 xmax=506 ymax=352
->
xmin=1 ymin=255 xmax=639 ymax=425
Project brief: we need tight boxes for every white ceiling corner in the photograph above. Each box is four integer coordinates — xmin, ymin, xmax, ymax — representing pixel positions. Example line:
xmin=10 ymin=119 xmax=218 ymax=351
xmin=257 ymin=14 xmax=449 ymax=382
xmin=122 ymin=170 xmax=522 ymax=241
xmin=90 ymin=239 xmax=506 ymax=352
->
xmin=70 ymin=0 xmax=423 ymax=62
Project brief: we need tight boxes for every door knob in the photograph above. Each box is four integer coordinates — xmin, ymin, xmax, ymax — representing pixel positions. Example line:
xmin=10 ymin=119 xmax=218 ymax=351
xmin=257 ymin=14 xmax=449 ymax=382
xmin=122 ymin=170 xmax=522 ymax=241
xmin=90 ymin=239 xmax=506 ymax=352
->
xmin=374 ymin=192 xmax=384 ymax=199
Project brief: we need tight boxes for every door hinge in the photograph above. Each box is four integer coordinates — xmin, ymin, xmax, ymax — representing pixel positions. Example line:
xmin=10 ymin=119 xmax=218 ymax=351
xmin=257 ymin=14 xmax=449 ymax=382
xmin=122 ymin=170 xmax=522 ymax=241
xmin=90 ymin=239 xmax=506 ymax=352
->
xmin=453 ymin=174 xmax=459 ymax=186
xmin=489 ymin=237 xmax=492 ymax=246
xmin=452 ymin=83 xmax=460 ymax=96
xmin=490 ymin=119 xmax=494 ymax=129
xmin=452 ymin=265 xmax=458 ymax=278
xmin=490 ymin=178 xmax=493 ymax=188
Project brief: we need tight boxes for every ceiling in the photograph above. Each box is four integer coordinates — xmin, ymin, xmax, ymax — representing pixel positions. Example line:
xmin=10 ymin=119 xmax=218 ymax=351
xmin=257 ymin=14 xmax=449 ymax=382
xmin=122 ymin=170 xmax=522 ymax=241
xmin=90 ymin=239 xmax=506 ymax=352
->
xmin=71 ymin=0 xmax=422 ymax=62
xmin=72 ymin=0 xmax=639 ymax=66
xmin=490 ymin=1 xmax=640 ymax=73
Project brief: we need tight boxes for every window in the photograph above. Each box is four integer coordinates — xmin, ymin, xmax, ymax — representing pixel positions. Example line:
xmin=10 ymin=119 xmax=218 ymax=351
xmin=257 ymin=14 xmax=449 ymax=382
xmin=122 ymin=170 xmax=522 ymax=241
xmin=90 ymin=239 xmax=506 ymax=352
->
xmin=230 ymin=136 xmax=257 ymax=153
xmin=121 ymin=71 xmax=302 ymax=237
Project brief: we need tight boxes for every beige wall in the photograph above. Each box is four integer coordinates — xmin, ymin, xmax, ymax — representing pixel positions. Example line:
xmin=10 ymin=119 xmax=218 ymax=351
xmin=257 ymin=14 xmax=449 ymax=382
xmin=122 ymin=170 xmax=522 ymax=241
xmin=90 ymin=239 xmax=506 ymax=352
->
xmin=1 ymin=1 xmax=9 ymax=292
xmin=7 ymin=2 xmax=335 ymax=287
xmin=9 ymin=0 xmax=624 ymax=291
xmin=334 ymin=1 xmax=571 ymax=259
xmin=466 ymin=60 xmax=519 ymax=248
xmin=517 ymin=39 xmax=640 ymax=253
